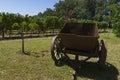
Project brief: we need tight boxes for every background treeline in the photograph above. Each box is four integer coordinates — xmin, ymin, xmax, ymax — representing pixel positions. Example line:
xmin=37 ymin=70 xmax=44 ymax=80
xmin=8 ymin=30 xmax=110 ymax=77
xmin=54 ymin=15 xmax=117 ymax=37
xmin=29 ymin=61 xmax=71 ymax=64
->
xmin=0 ymin=13 xmax=64 ymax=39
xmin=0 ymin=0 xmax=120 ymax=39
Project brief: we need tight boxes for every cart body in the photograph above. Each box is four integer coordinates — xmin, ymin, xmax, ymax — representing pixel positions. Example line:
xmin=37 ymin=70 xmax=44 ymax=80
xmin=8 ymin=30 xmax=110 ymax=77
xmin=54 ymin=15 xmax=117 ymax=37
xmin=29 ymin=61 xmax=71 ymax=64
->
xmin=59 ymin=23 xmax=98 ymax=54
xmin=51 ymin=22 xmax=107 ymax=67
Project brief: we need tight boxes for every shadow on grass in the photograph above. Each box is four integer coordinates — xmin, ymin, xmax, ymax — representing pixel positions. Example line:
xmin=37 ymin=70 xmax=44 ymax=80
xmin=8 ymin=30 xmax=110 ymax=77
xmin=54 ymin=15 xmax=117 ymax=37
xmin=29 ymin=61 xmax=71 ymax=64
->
xmin=19 ymin=50 xmax=49 ymax=58
xmin=64 ymin=60 xmax=119 ymax=80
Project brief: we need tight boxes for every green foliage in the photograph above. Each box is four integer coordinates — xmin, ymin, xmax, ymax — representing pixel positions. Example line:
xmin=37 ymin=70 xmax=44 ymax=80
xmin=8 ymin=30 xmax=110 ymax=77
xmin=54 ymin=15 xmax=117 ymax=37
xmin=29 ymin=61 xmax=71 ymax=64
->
xmin=97 ymin=22 xmax=108 ymax=31
xmin=84 ymin=0 xmax=97 ymax=19
xmin=16 ymin=13 xmax=24 ymax=24
xmin=0 ymin=0 xmax=120 ymax=38
xmin=54 ymin=0 xmax=96 ymax=19
xmin=45 ymin=16 xmax=59 ymax=29
xmin=28 ymin=23 xmax=39 ymax=31
xmin=106 ymin=4 xmax=120 ymax=36
xmin=21 ymin=21 xmax=27 ymax=27
xmin=12 ymin=22 xmax=19 ymax=30
xmin=93 ymin=0 xmax=105 ymax=21
xmin=21 ymin=21 xmax=29 ymax=31
xmin=78 ymin=19 xmax=96 ymax=23
xmin=58 ymin=17 xmax=64 ymax=28
xmin=113 ymin=22 xmax=120 ymax=37
xmin=0 ymin=16 xmax=2 ymax=31
xmin=70 ymin=18 xmax=78 ymax=22
xmin=43 ymin=8 xmax=56 ymax=17
xmin=36 ymin=18 xmax=45 ymax=32
xmin=0 ymin=16 xmax=2 ymax=23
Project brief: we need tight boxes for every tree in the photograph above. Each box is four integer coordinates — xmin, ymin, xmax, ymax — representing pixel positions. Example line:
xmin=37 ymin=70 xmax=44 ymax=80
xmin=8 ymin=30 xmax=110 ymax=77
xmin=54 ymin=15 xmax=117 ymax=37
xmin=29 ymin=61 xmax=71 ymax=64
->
xmin=54 ymin=0 xmax=79 ymax=19
xmin=1 ymin=12 xmax=11 ymax=38
xmin=28 ymin=23 xmax=39 ymax=32
xmin=94 ymin=0 xmax=118 ymax=21
xmin=54 ymin=0 xmax=98 ymax=20
xmin=0 ymin=15 xmax=2 ymax=35
xmin=36 ymin=18 xmax=44 ymax=33
xmin=0 ymin=13 xmax=12 ymax=38
xmin=58 ymin=17 xmax=64 ymax=29
xmin=109 ymin=0 xmax=118 ymax=4
xmin=108 ymin=4 xmax=120 ymax=36
xmin=45 ymin=16 xmax=59 ymax=33
xmin=7 ymin=13 xmax=16 ymax=37
xmin=16 ymin=13 xmax=24 ymax=25
xmin=12 ymin=22 xmax=20 ymax=30
xmin=85 ymin=0 xmax=97 ymax=19
xmin=43 ymin=8 xmax=56 ymax=17
xmin=94 ymin=0 xmax=105 ymax=21
xmin=0 ymin=15 xmax=2 ymax=23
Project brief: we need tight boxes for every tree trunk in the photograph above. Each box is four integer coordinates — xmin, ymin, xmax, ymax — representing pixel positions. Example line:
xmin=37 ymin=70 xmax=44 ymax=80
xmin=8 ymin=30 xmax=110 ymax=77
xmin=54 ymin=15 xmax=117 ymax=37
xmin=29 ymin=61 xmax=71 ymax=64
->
xmin=2 ymin=29 xmax=5 ymax=39
xmin=9 ymin=30 xmax=12 ymax=38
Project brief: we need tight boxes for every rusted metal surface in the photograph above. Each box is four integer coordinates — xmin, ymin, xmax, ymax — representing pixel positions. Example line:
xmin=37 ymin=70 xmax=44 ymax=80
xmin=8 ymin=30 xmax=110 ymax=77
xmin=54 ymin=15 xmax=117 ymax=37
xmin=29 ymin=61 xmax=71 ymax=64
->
xmin=60 ymin=23 xmax=98 ymax=36
xmin=59 ymin=22 xmax=99 ymax=53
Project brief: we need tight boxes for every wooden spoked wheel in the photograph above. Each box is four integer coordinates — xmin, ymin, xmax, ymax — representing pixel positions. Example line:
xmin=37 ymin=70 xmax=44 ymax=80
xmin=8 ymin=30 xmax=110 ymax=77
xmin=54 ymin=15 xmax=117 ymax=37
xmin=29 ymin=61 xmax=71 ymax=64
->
xmin=51 ymin=36 xmax=64 ymax=65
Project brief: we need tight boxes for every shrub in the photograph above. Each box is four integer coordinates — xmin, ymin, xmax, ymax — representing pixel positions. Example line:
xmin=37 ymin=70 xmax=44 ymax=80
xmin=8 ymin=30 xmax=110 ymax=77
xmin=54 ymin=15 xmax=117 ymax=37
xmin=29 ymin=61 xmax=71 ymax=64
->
xmin=97 ymin=22 xmax=108 ymax=32
xmin=78 ymin=19 xmax=96 ymax=23
xmin=113 ymin=22 xmax=120 ymax=37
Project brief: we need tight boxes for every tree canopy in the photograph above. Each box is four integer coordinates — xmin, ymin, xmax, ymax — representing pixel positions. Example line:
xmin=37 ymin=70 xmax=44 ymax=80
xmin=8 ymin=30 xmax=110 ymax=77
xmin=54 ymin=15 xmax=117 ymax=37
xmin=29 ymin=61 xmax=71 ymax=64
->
xmin=0 ymin=0 xmax=120 ymax=38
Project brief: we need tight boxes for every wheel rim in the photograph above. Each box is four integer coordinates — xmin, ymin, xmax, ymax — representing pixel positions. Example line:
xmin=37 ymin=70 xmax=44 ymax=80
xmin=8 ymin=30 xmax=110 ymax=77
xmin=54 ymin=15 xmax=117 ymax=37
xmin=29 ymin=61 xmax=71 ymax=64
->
xmin=51 ymin=37 xmax=63 ymax=61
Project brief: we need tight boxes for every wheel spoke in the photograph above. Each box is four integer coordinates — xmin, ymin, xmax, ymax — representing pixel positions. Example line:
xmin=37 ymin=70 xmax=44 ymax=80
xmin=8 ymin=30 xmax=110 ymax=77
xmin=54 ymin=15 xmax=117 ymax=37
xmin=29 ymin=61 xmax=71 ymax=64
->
xmin=51 ymin=37 xmax=64 ymax=61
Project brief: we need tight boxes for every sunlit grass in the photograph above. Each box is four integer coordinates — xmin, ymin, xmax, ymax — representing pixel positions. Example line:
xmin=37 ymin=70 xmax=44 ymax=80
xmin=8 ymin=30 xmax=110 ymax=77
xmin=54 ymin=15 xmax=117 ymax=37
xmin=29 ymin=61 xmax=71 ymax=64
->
xmin=0 ymin=32 xmax=120 ymax=80
xmin=0 ymin=37 xmax=73 ymax=80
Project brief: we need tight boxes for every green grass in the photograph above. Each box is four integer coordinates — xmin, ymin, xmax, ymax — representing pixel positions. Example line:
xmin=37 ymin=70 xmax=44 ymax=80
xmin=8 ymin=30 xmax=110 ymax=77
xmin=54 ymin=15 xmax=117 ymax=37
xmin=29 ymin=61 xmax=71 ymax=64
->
xmin=0 ymin=32 xmax=120 ymax=80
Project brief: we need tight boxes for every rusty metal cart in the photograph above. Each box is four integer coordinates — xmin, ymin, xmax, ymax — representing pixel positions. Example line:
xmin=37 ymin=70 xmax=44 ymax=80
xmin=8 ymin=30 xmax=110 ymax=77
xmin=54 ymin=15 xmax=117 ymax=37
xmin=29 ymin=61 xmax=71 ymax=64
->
xmin=51 ymin=22 xmax=107 ymax=68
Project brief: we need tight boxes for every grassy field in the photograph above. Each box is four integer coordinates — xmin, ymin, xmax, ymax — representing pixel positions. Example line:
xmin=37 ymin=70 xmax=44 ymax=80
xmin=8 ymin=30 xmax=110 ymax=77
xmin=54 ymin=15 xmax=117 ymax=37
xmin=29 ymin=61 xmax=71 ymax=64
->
xmin=0 ymin=32 xmax=120 ymax=80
